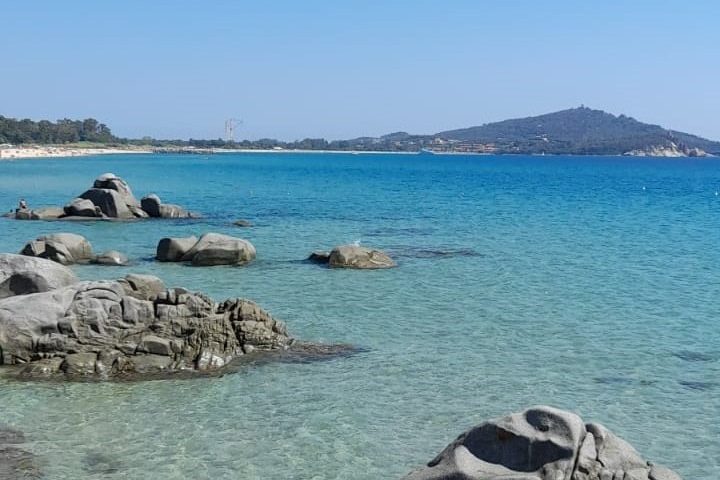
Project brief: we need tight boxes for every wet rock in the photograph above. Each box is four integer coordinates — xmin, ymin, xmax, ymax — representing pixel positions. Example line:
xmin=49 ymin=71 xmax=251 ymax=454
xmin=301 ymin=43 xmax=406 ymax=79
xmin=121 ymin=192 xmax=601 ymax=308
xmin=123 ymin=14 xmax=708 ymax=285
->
xmin=233 ymin=219 xmax=253 ymax=227
xmin=20 ymin=233 xmax=93 ymax=265
xmin=156 ymin=236 xmax=198 ymax=262
xmin=327 ymin=245 xmax=396 ymax=269
xmin=0 ymin=274 xmax=293 ymax=379
xmin=92 ymin=250 xmax=129 ymax=266
xmin=403 ymin=406 xmax=683 ymax=480
xmin=0 ymin=253 xmax=78 ymax=299
xmin=308 ymin=251 xmax=330 ymax=264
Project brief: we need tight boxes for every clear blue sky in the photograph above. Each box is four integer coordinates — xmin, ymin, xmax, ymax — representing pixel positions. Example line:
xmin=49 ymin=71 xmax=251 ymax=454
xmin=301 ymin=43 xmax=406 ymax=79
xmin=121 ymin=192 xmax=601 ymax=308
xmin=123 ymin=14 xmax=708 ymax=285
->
xmin=2 ymin=0 xmax=719 ymax=141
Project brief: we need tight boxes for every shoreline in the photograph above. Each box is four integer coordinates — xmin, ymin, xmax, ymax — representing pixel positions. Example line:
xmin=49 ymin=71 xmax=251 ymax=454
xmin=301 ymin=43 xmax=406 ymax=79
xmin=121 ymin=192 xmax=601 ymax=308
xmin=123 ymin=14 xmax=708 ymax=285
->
xmin=0 ymin=145 xmax=714 ymax=161
xmin=0 ymin=146 xmax=152 ymax=160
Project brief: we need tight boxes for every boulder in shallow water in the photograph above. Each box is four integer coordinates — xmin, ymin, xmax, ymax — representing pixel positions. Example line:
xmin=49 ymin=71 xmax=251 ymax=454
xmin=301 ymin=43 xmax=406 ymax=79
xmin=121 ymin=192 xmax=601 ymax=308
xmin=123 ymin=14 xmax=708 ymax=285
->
xmin=179 ymin=233 xmax=256 ymax=266
xmin=79 ymin=188 xmax=134 ymax=219
xmin=307 ymin=251 xmax=330 ymax=264
xmin=29 ymin=206 xmax=65 ymax=220
xmin=328 ymin=245 xmax=396 ymax=269
xmin=156 ymin=236 xmax=199 ymax=262
xmin=92 ymin=250 xmax=129 ymax=266
xmin=20 ymin=233 xmax=93 ymax=265
xmin=0 ymin=274 xmax=293 ymax=378
xmin=140 ymin=194 xmax=162 ymax=217
xmin=403 ymin=406 xmax=683 ymax=480
xmin=64 ymin=197 xmax=102 ymax=218
xmin=0 ymin=253 xmax=78 ymax=299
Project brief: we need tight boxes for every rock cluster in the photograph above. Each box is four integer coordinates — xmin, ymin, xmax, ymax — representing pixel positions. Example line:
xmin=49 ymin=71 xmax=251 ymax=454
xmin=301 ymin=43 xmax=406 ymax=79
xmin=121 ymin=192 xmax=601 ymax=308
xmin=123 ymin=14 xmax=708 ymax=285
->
xmin=11 ymin=173 xmax=195 ymax=220
xmin=404 ymin=406 xmax=682 ymax=480
xmin=309 ymin=245 xmax=396 ymax=269
xmin=157 ymin=233 xmax=256 ymax=266
xmin=0 ymin=263 xmax=292 ymax=378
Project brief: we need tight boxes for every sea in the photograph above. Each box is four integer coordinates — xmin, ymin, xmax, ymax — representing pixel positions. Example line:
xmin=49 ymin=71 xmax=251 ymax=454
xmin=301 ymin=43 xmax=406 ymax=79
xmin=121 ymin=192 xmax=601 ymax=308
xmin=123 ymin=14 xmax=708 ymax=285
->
xmin=0 ymin=152 xmax=717 ymax=479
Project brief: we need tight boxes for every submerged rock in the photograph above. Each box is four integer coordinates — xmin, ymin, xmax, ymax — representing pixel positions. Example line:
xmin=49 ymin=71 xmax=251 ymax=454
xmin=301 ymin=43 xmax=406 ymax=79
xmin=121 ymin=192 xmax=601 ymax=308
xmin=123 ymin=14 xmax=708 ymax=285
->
xmin=327 ymin=245 xmax=396 ymax=269
xmin=0 ymin=425 xmax=40 ymax=479
xmin=404 ymin=406 xmax=682 ymax=480
xmin=20 ymin=233 xmax=93 ymax=265
xmin=0 ymin=274 xmax=293 ymax=379
xmin=91 ymin=250 xmax=129 ymax=266
xmin=233 ymin=219 xmax=253 ymax=227
xmin=0 ymin=253 xmax=78 ymax=299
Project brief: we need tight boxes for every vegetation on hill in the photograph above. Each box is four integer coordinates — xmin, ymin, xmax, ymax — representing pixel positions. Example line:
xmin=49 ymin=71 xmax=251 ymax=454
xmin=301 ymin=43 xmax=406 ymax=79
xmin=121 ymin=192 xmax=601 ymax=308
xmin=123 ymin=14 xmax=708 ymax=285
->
xmin=1 ymin=107 xmax=719 ymax=155
xmin=0 ymin=116 xmax=117 ymax=144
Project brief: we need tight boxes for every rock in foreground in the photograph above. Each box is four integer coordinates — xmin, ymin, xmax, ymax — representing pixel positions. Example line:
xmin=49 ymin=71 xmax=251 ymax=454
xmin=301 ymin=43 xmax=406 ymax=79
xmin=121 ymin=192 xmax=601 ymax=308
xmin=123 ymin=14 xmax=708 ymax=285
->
xmin=327 ymin=245 xmax=396 ymax=269
xmin=0 ymin=274 xmax=292 ymax=378
xmin=0 ymin=254 xmax=78 ymax=300
xmin=404 ymin=406 xmax=682 ymax=480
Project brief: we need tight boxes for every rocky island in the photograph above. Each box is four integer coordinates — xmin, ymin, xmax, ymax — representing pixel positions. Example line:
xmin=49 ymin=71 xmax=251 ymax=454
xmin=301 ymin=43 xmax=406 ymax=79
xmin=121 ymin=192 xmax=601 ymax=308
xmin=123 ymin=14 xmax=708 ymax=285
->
xmin=9 ymin=173 xmax=196 ymax=221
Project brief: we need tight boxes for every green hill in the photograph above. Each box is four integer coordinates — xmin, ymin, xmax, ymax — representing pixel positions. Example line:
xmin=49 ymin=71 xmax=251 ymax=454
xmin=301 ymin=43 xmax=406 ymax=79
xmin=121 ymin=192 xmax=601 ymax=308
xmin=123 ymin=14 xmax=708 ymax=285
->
xmin=435 ymin=107 xmax=720 ymax=155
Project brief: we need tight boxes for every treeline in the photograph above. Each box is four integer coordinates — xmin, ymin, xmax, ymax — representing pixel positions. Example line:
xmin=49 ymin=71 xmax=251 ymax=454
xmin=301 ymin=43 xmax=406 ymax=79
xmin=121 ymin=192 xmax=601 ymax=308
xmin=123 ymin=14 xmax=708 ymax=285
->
xmin=0 ymin=116 xmax=118 ymax=145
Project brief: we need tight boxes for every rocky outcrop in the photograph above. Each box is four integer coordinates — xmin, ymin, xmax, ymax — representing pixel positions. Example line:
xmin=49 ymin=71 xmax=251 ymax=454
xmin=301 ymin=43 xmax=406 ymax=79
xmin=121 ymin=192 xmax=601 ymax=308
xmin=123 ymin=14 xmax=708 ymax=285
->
xmin=141 ymin=194 xmax=194 ymax=219
xmin=157 ymin=233 xmax=256 ymax=266
xmin=0 ymin=254 xmax=78 ymax=299
xmin=0 ymin=274 xmax=293 ymax=379
xmin=91 ymin=250 xmax=129 ymax=266
xmin=624 ymin=142 xmax=707 ymax=158
xmin=326 ymin=245 xmax=396 ymax=269
xmin=10 ymin=173 xmax=196 ymax=220
xmin=404 ymin=406 xmax=682 ymax=480
xmin=20 ymin=233 xmax=93 ymax=265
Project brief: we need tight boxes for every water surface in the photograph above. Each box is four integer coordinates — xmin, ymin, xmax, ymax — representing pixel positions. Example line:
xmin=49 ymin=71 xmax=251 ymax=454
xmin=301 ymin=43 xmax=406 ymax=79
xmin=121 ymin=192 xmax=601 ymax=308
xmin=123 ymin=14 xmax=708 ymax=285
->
xmin=0 ymin=152 xmax=718 ymax=479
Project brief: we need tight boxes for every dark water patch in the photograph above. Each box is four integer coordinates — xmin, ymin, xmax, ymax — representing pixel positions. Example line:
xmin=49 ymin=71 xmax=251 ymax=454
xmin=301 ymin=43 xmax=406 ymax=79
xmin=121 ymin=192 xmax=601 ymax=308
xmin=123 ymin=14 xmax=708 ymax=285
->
xmin=0 ymin=426 xmax=40 ymax=479
xmin=388 ymin=245 xmax=482 ymax=260
xmin=672 ymin=350 xmax=718 ymax=362
xmin=82 ymin=451 xmax=123 ymax=475
xmin=593 ymin=376 xmax=634 ymax=386
xmin=679 ymin=380 xmax=717 ymax=391
xmin=363 ymin=227 xmax=437 ymax=238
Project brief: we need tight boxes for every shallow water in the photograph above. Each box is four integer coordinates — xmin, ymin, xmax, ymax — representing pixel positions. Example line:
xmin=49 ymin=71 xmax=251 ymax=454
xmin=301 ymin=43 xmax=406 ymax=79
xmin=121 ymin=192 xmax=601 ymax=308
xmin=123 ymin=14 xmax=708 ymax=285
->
xmin=0 ymin=152 xmax=718 ymax=479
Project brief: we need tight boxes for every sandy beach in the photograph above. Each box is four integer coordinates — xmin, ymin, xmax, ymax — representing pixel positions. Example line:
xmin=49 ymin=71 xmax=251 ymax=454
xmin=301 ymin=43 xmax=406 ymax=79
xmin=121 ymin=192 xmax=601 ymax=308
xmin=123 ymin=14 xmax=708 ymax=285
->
xmin=0 ymin=145 xmax=151 ymax=160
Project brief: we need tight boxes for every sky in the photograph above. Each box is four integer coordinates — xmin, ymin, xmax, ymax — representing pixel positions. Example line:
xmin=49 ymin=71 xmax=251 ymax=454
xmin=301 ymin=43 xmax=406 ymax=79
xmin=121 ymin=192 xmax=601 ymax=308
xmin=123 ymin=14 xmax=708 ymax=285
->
xmin=2 ymin=0 xmax=719 ymax=141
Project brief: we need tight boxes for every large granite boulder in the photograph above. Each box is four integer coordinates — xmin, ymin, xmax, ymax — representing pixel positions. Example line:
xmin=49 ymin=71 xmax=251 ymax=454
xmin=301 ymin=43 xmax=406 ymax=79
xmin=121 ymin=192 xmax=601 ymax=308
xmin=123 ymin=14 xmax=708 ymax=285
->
xmin=20 ymin=233 xmax=93 ymax=265
xmin=404 ymin=406 xmax=682 ymax=480
xmin=156 ymin=233 xmax=256 ymax=266
xmin=141 ymin=193 xmax=194 ymax=219
xmin=64 ymin=197 xmax=102 ymax=218
xmin=156 ymin=236 xmax=199 ymax=262
xmin=0 ymin=274 xmax=293 ymax=378
xmin=327 ymin=245 xmax=396 ymax=269
xmin=0 ymin=254 xmax=78 ymax=299
xmin=79 ymin=188 xmax=134 ymax=219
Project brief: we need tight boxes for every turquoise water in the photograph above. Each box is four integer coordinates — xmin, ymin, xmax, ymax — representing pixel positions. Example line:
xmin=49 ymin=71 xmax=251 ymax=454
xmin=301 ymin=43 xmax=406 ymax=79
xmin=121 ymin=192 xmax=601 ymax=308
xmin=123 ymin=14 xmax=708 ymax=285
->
xmin=0 ymin=152 xmax=718 ymax=479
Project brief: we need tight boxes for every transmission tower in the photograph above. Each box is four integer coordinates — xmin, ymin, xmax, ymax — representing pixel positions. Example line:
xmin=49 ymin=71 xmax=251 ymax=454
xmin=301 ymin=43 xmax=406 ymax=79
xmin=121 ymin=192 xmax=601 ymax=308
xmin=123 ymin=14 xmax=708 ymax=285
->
xmin=224 ymin=118 xmax=242 ymax=142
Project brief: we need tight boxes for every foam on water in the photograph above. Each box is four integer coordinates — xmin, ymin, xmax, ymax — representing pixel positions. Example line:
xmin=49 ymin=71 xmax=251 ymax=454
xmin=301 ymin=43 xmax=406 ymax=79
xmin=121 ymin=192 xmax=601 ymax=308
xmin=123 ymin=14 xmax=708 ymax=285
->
xmin=0 ymin=152 xmax=718 ymax=479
